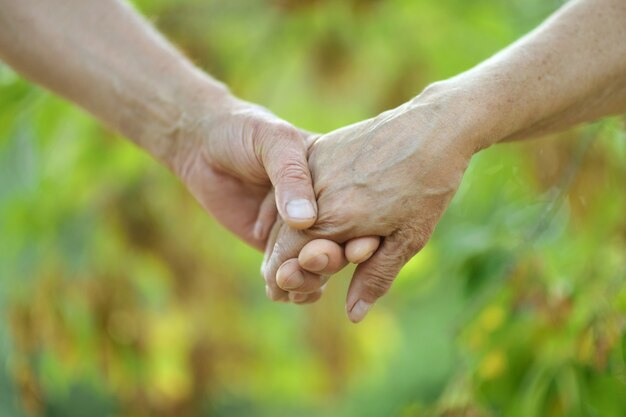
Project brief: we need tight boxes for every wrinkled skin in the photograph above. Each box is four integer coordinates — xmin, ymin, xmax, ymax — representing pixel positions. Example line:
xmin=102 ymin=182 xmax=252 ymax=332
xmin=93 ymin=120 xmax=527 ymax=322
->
xmin=172 ymin=98 xmax=381 ymax=302
xmin=172 ymin=100 xmax=315 ymax=250
xmin=264 ymin=0 xmax=626 ymax=322
xmin=264 ymin=100 xmax=474 ymax=322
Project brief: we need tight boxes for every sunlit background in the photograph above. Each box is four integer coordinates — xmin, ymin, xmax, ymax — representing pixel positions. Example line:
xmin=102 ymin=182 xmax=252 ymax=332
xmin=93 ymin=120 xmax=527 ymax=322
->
xmin=1 ymin=0 xmax=625 ymax=416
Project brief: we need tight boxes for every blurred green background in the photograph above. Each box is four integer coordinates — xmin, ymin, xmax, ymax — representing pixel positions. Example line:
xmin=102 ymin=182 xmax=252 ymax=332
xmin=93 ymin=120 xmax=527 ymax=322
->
xmin=1 ymin=0 xmax=625 ymax=416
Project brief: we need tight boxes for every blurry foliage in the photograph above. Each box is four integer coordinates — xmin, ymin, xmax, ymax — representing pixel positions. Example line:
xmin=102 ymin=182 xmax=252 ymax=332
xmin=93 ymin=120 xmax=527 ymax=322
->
xmin=1 ymin=0 xmax=625 ymax=416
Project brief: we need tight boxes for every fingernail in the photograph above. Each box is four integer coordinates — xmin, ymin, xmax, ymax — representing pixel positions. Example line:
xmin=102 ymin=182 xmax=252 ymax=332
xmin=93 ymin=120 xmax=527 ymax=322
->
xmin=349 ymin=300 xmax=372 ymax=323
xmin=253 ymin=220 xmax=264 ymax=241
xmin=286 ymin=199 xmax=315 ymax=220
xmin=280 ymin=270 xmax=305 ymax=290
xmin=302 ymin=254 xmax=329 ymax=272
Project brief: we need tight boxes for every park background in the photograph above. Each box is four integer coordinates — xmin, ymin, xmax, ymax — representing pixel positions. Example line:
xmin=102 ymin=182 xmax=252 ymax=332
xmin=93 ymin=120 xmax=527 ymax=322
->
xmin=1 ymin=0 xmax=625 ymax=416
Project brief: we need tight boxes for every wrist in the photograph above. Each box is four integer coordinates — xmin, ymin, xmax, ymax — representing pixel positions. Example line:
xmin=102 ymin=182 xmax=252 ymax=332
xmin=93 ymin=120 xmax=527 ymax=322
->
xmin=409 ymin=77 xmax=524 ymax=156
xmin=410 ymin=81 xmax=489 ymax=156
xmin=138 ymin=66 xmax=238 ymax=173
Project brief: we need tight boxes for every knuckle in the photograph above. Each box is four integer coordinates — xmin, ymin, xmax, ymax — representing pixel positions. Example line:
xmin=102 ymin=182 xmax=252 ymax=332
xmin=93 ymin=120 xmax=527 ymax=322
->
xmin=308 ymin=195 xmax=360 ymax=239
xmin=360 ymin=247 xmax=404 ymax=298
xmin=309 ymin=214 xmax=347 ymax=238
xmin=363 ymin=270 xmax=395 ymax=298
xmin=327 ymin=209 xmax=353 ymax=230
xmin=402 ymin=223 xmax=434 ymax=253
xmin=249 ymin=116 xmax=305 ymax=163
xmin=411 ymin=237 xmax=428 ymax=253
xmin=266 ymin=232 xmax=306 ymax=280
xmin=265 ymin=256 xmax=283 ymax=283
xmin=264 ymin=253 xmax=283 ymax=284
xmin=273 ymin=123 xmax=302 ymax=142
xmin=264 ymin=120 xmax=300 ymax=138
xmin=258 ymin=121 xmax=302 ymax=149
xmin=274 ymin=160 xmax=311 ymax=185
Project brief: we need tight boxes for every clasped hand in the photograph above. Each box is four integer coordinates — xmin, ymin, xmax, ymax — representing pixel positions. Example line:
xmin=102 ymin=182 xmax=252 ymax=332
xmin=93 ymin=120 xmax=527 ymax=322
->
xmin=256 ymin=94 xmax=474 ymax=323
xmin=167 ymin=89 xmax=473 ymax=323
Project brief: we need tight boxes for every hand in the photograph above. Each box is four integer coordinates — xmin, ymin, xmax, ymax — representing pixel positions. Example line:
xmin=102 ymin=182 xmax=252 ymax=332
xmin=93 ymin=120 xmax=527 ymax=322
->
xmin=167 ymin=95 xmax=320 ymax=250
xmin=164 ymin=91 xmax=380 ymax=298
xmin=263 ymin=220 xmax=381 ymax=303
xmin=263 ymin=92 xmax=476 ymax=322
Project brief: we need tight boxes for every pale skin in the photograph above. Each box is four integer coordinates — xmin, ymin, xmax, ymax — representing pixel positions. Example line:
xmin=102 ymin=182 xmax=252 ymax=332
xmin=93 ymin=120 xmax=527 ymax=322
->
xmin=266 ymin=0 xmax=626 ymax=322
xmin=0 ymin=0 xmax=379 ymax=293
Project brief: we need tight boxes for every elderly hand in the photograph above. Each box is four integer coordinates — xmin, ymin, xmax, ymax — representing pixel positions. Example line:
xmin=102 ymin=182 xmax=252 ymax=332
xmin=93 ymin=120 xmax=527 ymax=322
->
xmin=262 ymin=89 xmax=476 ymax=322
xmin=167 ymin=94 xmax=383 ymax=269
xmin=167 ymin=95 xmax=323 ymax=250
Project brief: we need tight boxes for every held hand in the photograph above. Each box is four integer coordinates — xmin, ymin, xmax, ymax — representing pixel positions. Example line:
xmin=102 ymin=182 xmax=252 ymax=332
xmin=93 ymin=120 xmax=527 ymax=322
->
xmin=164 ymin=90 xmax=380 ymax=298
xmin=263 ymin=95 xmax=476 ymax=322
xmin=276 ymin=236 xmax=381 ymax=304
xmin=262 ymin=219 xmax=381 ymax=303
xmin=167 ymin=95 xmax=319 ymax=250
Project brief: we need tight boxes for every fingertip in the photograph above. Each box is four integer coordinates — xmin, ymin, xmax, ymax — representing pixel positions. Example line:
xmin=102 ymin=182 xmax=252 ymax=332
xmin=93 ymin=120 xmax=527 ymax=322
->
xmin=299 ymin=240 xmax=337 ymax=272
xmin=262 ymin=127 xmax=317 ymax=230
xmin=276 ymin=259 xmax=305 ymax=290
xmin=284 ymin=199 xmax=317 ymax=230
xmin=298 ymin=239 xmax=347 ymax=274
xmin=300 ymin=254 xmax=329 ymax=273
xmin=346 ymin=299 xmax=372 ymax=323
xmin=345 ymin=236 xmax=381 ymax=264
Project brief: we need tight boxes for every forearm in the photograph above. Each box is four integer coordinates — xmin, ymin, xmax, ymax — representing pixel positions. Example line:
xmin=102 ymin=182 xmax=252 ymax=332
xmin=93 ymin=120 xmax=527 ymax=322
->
xmin=0 ymin=0 xmax=232 ymax=165
xmin=415 ymin=0 xmax=626 ymax=152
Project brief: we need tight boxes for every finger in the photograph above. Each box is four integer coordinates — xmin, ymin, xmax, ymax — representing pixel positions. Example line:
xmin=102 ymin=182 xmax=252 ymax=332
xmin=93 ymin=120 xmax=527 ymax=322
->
xmin=289 ymin=289 xmax=323 ymax=305
xmin=258 ymin=124 xmax=317 ymax=230
xmin=266 ymin=285 xmax=289 ymax=303
xmin=263 ymin=223 xmax=312 ymax=288
xmin=345 ymin=236 xmax=381 ymax=264
xmin=262 ymin=215 xmax=283 ymax=276
xmin=345 ymin=233 xmax=415 ymax=323
xmin=253 ymin=189 xmax=277 ymax=242
xmin=285 ymin=237 xmax=378 ymax=295
xmin=190 ymin=168 xmax=267 ymax=250
xmin=262 ymin=218 xmax=290 ymax=302
xmin=298 ymin=239 xmax=347 ymax=274
xmin=276 ymin=259 xmax=329 ymax=293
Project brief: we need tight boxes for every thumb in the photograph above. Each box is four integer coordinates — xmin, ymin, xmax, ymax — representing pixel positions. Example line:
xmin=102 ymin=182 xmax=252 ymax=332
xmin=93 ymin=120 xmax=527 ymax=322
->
xmin=345 ymin=232 xmax=418 ymax=323
xmin=258 ymin=124 xmax=317 ymax=230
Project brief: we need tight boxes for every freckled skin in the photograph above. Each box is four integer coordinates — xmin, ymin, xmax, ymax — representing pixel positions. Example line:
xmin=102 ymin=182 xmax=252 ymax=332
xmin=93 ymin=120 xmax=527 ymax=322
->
xmin=267 ymin=0 xmax=626 ymax=322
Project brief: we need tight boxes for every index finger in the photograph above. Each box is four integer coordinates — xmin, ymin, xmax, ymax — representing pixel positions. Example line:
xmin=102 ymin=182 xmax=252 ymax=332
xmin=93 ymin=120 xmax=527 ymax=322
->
xmin=263 ymin=222 xmax=313 ymax=288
